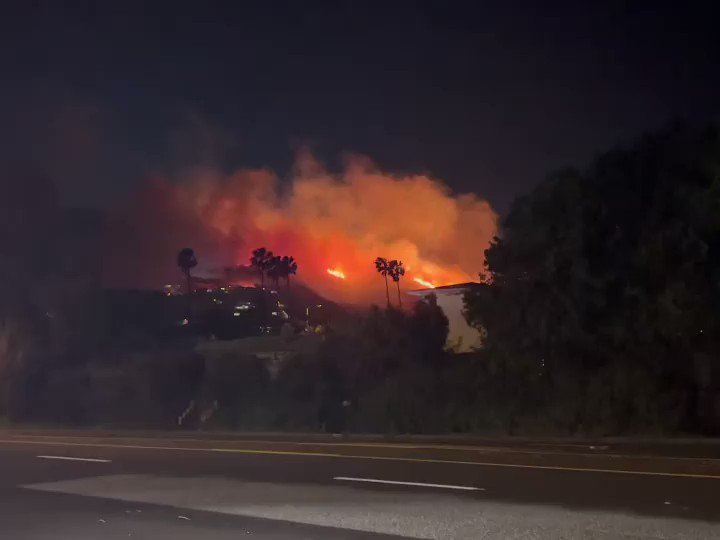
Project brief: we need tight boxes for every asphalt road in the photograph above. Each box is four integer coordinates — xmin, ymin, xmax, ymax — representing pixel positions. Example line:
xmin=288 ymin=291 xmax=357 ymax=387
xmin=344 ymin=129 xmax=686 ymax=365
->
xmin=2 ymin=431 xmax=720 ymax=539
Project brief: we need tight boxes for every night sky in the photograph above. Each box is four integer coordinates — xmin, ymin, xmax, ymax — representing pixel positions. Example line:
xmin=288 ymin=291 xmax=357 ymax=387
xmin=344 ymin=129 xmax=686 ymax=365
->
xmin=2 ymin=1 xmax=719 ymax=214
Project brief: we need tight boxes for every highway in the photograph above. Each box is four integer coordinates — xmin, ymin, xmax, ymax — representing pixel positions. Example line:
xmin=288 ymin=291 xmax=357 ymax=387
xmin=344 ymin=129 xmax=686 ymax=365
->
xmin=1 ymin=431 xmax=720 ymax=539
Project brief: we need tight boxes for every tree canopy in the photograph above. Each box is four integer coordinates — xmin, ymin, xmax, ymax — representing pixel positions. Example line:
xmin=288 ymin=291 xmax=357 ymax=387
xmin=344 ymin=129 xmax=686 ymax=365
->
xmin=465 ymin=124 xmax=720 ymax=434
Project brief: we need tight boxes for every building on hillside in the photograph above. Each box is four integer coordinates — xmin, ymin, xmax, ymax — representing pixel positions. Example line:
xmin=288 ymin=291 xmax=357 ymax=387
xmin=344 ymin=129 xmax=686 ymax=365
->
xmin=407 ymin=282 xmax=484 ymax=353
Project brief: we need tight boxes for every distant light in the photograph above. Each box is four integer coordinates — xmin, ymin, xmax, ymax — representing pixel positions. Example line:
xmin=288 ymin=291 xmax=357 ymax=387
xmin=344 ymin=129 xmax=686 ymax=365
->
xmin=316 ymin=304 xmax=322 ymax=308
xmin=180 ymin=318 xmax=189 ymax=326
xmin=413 ymin=277 xmax=435 ymax=288
xmin=271 ymin=311 xmax=278 ymax=316
xmin=233 ymin=312 xmax=241 ymax=317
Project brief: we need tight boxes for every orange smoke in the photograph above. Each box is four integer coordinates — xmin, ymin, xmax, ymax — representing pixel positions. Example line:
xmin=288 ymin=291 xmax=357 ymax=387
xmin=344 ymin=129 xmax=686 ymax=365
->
xmin=104 ymin=150 xmax=497 ymax=305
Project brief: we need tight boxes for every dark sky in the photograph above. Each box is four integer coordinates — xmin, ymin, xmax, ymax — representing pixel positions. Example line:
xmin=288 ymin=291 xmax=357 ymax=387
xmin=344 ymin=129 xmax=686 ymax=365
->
xmin=2 ymin=1 xmax=719 ymax=214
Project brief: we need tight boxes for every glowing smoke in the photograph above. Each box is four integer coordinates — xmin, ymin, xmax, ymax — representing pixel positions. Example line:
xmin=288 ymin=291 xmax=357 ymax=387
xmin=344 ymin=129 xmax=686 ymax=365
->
xmin=103 ymin=151 xmax=497 ymax=305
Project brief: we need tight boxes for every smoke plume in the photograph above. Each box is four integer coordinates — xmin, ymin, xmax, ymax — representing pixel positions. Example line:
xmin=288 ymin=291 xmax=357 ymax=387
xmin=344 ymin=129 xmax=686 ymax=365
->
xmin=104 ymin=151 xmax=497 ymax=305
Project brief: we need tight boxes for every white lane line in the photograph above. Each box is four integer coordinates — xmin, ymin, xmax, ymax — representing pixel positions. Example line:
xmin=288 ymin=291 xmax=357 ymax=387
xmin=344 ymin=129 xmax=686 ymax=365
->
xmin=37 ymin=455 xmax=111 ymax=463
xmin=1 ymin=439 xmax=715 ymax=479
xmin=9 ymin=434 xmax=720 ymax=463
xmin=334 ymin=476 xmax=484 ymax=491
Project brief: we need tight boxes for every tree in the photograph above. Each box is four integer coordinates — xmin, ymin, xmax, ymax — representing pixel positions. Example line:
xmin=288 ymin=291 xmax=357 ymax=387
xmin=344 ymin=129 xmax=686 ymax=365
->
xmin=389 ymin=260 xmax=405 ymax=308
xmin=250 ymin=247 xmax=274 ymax=288
xmin=464 ymin=124 xmax=720 ymax=434
xmin=374 ymin=257 xmax=392 ymax=308
xmin=176 ymin=248 xmax=198 ymax=295
xmin=266 ymin=255 xmax=282 ymax=289
xmin=281 ymin=256 xmax=298 ymax=288
xmin=409 ymin=293 xmax=449 ymax=366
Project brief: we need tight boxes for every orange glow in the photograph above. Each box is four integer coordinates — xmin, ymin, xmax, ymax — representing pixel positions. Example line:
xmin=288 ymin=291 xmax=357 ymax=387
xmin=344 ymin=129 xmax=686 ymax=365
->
xmin=413 ymin=277 xmax=436 ymax=288
xmin=327 ymin=268 xmax=346 ymax=280
xmin=104 ymin=149 xmax=497 ymax=305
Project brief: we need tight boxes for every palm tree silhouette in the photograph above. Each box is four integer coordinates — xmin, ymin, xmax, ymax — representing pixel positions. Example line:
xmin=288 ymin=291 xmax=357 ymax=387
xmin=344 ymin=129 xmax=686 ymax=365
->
xmin=374 ymin=257 xmax=392 ymax=308
xmin=250 ymin=247 xmax=274 ymax=288
xmin=177 ymin=248 xmax=198 ymax=295
xmin=280 ymin=255 xmax=298 ymax=288
xmin=389 ymin=259 xmax=405 ymax=308
xmin=266 ymin=255 xmax=282 ymax=289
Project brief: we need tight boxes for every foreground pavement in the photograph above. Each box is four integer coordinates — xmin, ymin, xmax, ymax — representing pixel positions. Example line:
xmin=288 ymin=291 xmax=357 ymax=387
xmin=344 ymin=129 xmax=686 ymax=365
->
xmin=1 ymin=431 xmax=720 ymax=539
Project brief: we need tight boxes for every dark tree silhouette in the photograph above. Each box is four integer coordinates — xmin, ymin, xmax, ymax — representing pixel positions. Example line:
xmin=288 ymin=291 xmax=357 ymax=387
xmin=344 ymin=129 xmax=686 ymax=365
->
xmin=250 ymin=247 xmax=274 ymax=288
xmin=280 ymin=255 xmax=298 ymax=288
xmin=266 ymin=255 xmax=282 ymax=289
xmin=374 ymin=257 xmax=392 ymax=308
xmin=177 ymin=248 xmax=198 ymax=294
xmin=389 ymin=260 xmax=406 ymax=308
xmin=464 ymin=124 xmax=720 ymax=434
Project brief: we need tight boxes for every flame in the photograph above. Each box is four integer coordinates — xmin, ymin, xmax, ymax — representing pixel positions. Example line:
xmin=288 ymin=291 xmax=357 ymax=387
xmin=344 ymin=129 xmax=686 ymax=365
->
xmin=104 ymin=149 xmax=497 ymax=304
xmin=413 ymin=276 xmax=436 ymax=288
xmin=327 ymin=268 xmax=346 ymax=280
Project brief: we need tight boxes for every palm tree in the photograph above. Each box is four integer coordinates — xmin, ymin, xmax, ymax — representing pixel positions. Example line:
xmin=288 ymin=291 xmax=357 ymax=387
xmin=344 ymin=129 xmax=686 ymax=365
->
xmin=281 ymin=255 xmax=298 ymax=288
xmin=250 ymin=247 xmax=274 ymax=288
xmin=266 ymin=255 xmax=282 ymax=289
xmin=389 ymin=259 xmax=405 ymax=308
xmin=374 ymin=257 xmax=392 ymax=308
xmin=177 ymin=248 xmax=198 ymax=294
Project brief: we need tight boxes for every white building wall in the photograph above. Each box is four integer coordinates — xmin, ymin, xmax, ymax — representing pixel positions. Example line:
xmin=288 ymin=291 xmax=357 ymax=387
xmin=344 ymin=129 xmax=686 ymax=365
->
xmin=434 ymin=291 xmax=483 ymax=352
xmin=409 ymin=286 xmax=483 ymax=353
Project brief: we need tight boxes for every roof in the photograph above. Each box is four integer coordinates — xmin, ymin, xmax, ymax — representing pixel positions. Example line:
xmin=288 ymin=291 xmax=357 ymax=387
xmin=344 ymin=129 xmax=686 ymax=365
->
xmin=407 ymin=282 xmax=481 ymax=295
